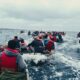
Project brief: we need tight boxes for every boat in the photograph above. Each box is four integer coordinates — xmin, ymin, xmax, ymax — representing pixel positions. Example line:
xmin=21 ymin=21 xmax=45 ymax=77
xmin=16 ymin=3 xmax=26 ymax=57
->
xmin=0 ymin=70 xmax=28 ymax=80
xmin=22 ymin=51 xmax=54 ymax=66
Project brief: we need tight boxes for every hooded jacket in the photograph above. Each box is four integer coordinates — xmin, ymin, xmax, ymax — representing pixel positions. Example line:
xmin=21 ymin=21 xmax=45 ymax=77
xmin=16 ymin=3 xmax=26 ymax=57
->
xmin=0 ymin=48 xmax=26 ymax=72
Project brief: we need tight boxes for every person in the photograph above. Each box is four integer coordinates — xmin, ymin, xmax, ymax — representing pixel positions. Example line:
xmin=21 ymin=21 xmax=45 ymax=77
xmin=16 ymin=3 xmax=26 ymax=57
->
xmin=20 ymin=30 xmax=25 ymax=34
xmin=28 ymin=35 xmax=44 ymax=53
xmin=28 ymin=31 xmax=31 ymax=36
xmin=77 ymin=32 xmax=80 ymax=38
xmin=43 ymin=32 xmax=55 ymax=51
xmin=43 ymin=34 xmax=49 ymax=47
xmin=13 ymin=36 xmax=21 ymax=51
xmin=0 ymin=40 xmax=27 ymax=72
xmin=56 ymin=33 xmax=63 ymax=43
xmin=45 ymin=36 xmax=55 ymax=52
xmin=32 ymin=31 xmax=39 ymax=36
xmin=20 ymin=38 xmax=27 ymax=53
xmin=52 ymin=32 xmax=57 ymax=42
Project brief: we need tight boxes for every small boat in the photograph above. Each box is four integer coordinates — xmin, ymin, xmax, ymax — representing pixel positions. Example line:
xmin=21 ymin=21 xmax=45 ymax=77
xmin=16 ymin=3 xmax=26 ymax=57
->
xmin=22 ymin=51 xmax=54 ymax=66
xmin=0 ymin=70 xmax=28 ymax=80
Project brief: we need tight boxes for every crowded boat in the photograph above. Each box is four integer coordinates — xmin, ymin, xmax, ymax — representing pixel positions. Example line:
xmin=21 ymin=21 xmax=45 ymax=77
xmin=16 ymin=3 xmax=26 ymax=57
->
xmin=0 ymin=30 xmax=80 ymax=80
xmin=0 ymin=30 xmax=65 ymax=80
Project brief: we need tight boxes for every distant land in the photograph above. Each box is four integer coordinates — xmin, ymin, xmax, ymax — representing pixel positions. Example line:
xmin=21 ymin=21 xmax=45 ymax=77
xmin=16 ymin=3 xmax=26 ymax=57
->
xmin=0 ymin=28 xmax=79 ymax=33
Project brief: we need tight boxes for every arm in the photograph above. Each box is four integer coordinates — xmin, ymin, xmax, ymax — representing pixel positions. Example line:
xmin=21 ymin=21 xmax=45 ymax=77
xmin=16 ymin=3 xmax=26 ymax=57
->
xmin=28 ymin=40 xmax=35 ymax=47
xmin=17 ymin=54 xmax=27 ymax=72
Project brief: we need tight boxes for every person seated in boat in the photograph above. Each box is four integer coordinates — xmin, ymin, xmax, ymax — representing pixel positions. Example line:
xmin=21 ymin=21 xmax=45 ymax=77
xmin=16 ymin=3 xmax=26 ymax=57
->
xmin=13 ymin=36 xmax=21 ymax=51
xmin=52 ymin=32 xmax=57 ymax=42
xmin=43 ymin=34 xmax=49 ymax=45
xmin=28 ymin=34 xmax=45 ymax=53
xmin=56 ymin=32 xmax=63 ymax=43
xmin=47 ymin=32 xmax=52 ymax=38
xmin=0 ymin=40 xmax=27 ymax=73
xmin=20 ymin=38 xmax=28 ymax=52
xmin=47 ymin=32 xmax=56 ymax=42
xmin=44 ymin=33 xmax=55 ymax=52
xmin=43 ymin=34 xmax=55 ymax=53
xmin=32 ymin=31 xmax=39 ymax=37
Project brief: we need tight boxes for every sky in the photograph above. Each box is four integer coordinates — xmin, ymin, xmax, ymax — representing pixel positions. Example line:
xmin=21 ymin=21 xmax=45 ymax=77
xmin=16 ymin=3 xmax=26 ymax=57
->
xmin=0 ymin=0 xmax=80 ymax=31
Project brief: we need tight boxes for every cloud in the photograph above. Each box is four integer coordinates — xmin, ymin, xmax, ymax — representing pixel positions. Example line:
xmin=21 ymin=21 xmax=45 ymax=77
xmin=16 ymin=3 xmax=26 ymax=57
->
xmin=0 ymin=0 xmax=80 ymax=31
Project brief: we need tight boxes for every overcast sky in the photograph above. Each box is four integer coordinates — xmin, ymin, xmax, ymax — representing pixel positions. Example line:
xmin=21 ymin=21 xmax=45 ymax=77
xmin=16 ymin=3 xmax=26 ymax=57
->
xmin=0 ymin=0 xmax=80 ymax=31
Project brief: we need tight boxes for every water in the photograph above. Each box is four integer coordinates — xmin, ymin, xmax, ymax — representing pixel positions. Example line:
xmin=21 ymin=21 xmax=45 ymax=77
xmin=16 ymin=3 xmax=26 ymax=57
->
xmin=0 ymin=29 xmax=80 ymax=80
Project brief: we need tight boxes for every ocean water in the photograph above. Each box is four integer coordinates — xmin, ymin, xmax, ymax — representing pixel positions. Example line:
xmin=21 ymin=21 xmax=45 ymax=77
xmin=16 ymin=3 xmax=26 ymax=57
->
xmin=0 ymin=29 xmax=31 ymax=45
xmin=0 ymin=29 xmax=80 ymax=80
xmin=27 ymin=33 xmax=80 ymax=80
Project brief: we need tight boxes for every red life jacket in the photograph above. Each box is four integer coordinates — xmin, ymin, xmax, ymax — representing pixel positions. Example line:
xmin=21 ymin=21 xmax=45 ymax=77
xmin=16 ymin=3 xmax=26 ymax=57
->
xmin=53 ymin=36 xmax=57 ymax=42
xmin=49 ymin=35 xmax=57 ymax=42
xmin=45 ymin=40 xmax=54 ymax=51
xmin=49 ymin=35 xmax=53 ymax=39
xmin=0 ymin=48 xmax=19 ymax=72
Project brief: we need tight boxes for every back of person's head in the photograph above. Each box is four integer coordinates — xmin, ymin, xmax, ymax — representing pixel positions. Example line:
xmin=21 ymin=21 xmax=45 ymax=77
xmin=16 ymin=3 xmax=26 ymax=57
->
xmin=14 ymin=36 xmax=18 ymax=40
xmin=8 ymin=40 xmax=17 ymax=49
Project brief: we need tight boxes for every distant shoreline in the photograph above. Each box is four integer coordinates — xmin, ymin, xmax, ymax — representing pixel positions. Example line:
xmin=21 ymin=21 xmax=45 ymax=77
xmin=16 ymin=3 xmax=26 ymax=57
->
xmin=0 ymin=28 xmax=78 ymax=32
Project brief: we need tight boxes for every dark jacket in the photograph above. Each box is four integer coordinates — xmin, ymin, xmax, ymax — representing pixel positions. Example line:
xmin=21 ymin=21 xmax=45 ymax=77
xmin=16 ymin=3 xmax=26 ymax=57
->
xmin=13 ymin=39 xmax=20 ymax=49
xmin=28 ymin=39 xmax=44 ymax=53
xmin=56 ymin=33 xmax=63 ymax=43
